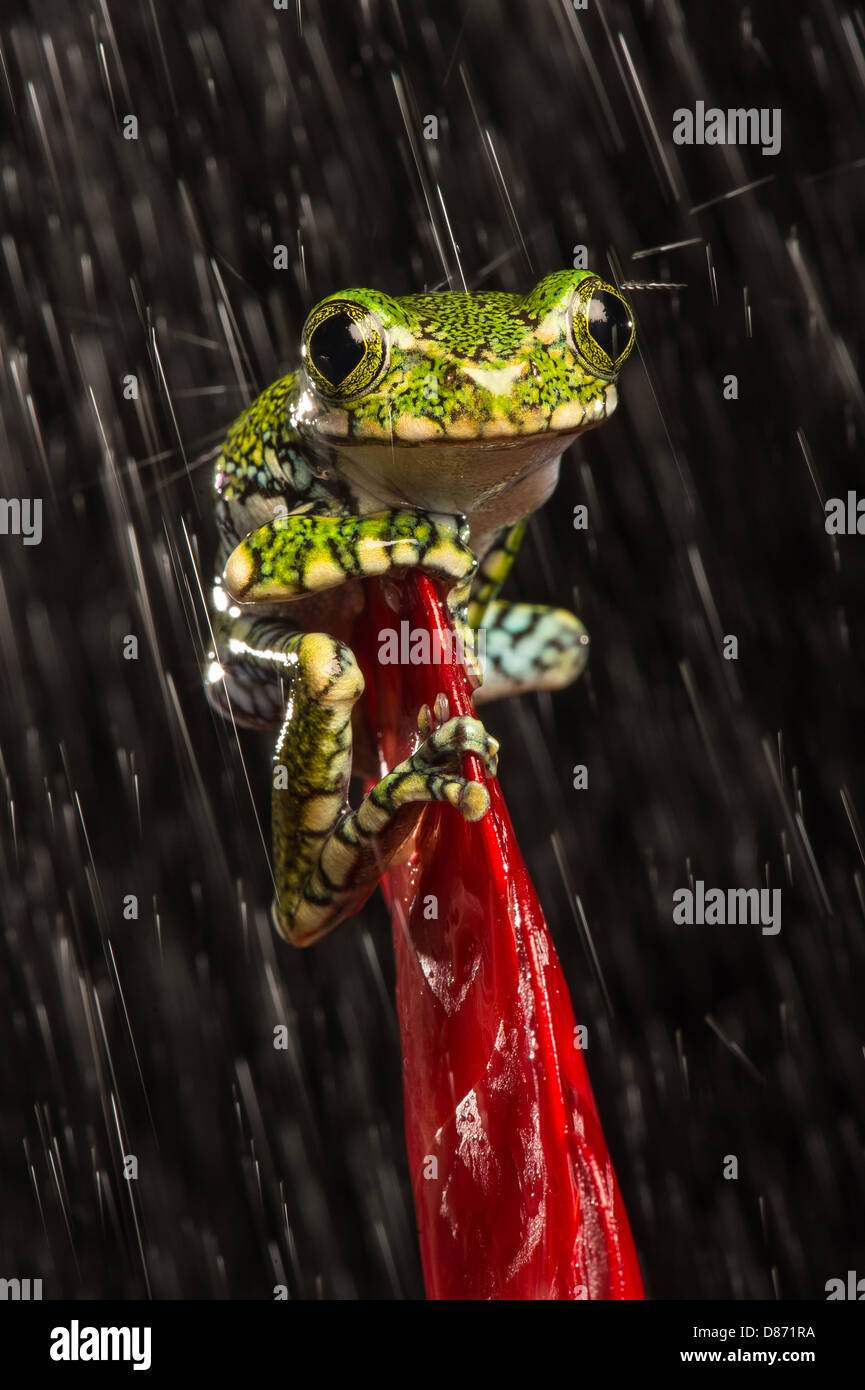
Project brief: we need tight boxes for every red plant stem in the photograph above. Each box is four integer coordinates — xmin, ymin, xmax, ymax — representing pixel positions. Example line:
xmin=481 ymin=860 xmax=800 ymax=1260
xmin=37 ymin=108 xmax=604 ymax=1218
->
xmin=359 ymin=572 xmax=644 ymax=1300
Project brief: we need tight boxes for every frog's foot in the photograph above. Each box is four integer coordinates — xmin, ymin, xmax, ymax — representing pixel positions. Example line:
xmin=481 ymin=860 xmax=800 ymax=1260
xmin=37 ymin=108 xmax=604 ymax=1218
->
xmin=473 ymin=600 xmax=590 ymax=704
xmin=278 ymin=702 xmax=498 ymax=947
xmin=388 ymin=706 xmax=499 ymax=820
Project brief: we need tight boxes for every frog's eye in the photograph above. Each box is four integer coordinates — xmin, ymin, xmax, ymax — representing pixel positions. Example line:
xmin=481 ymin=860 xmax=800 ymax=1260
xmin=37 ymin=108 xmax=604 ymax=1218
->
xmin=569 ymin=278 xmax=635 ymax=376
xmin=302 ymin=300 xmax=387 ymax=398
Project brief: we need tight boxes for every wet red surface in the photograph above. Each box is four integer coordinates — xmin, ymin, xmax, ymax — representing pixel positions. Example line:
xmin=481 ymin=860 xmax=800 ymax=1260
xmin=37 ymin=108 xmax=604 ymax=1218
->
xmin=360 ymin=573 xmax=644 ymax=1300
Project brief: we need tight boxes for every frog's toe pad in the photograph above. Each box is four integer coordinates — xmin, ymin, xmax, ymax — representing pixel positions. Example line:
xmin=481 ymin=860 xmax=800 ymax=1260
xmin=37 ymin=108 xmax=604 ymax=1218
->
xmin=444 ymin=779 xmax=489 ymax=821
xmin=433 ymin=692 xmax=451 ymax=726
xmin=416 ymin=703 xmax=433 ymax=738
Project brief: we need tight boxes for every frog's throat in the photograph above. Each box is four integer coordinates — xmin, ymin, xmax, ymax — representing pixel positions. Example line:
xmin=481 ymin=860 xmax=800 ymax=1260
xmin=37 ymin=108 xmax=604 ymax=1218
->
xmin=312 ymin=427 xmax=593 ymax=543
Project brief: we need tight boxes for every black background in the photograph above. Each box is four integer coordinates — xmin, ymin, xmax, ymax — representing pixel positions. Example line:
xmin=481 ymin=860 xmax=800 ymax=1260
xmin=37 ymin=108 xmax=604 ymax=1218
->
xmin=1 ymin=0 xmax=864 ymax=1300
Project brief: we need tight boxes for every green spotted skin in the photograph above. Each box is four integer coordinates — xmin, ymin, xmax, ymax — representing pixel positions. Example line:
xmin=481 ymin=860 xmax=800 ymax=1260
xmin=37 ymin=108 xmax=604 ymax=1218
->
xmin=224 ymin=509 xmax=475 ymax=604
xmin=294 ymin=273 xmax=615 ymax=442
xmin=206 ymin=270 xmax=634 ymax=944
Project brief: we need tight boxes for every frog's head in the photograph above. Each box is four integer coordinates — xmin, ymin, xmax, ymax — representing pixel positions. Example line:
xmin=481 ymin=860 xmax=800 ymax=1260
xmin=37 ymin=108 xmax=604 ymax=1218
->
xmin=293 ymin=270 xmax=635 ymax=528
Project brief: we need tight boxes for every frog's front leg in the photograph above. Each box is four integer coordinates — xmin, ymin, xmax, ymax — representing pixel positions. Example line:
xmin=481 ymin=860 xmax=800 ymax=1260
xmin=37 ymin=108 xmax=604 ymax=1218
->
xmin=223 ymin=508 xmax=476 ymax=606
xmin=474 ymin=600 xmax=590 ymax=703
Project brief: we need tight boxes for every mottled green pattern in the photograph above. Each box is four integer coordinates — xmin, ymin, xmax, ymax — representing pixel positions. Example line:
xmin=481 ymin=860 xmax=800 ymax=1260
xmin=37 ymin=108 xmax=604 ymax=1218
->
xmin=224 ymin=510 xmax=476 ymax=602
xmin=215 ymin=376 xmax=306 ymax=500
xmin=296 ymin=270 xmax=626 ymax=441
xmin=398 ymin=291 xmax=532 ymax=358
xmin=206 ymin=269 xmax=634 ymax=943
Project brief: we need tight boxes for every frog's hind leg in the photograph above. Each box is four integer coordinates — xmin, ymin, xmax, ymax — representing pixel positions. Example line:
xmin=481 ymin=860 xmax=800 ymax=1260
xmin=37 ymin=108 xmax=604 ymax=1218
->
xmin=205 ymin=616 xmax=498 ymax=946
xmin=474 ymin=600 xmax=590 ymax=703
xmin=205 ymin=611 xmax=295 ymax=729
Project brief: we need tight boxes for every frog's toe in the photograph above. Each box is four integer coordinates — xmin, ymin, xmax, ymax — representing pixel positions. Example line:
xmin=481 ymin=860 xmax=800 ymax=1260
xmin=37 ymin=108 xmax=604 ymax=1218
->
xmin=443 ymin=778 xmax=490 ymax=821
xmin=433 ymin=692 xmax=451 ymax=726
xmin=417 ymin=702 xmax=434 ymax=738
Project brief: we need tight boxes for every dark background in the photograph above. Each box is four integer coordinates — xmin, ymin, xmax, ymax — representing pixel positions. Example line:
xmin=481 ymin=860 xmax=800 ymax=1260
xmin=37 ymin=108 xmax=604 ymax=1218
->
xmin=1 ymin=0 xmax=864 ymax=1300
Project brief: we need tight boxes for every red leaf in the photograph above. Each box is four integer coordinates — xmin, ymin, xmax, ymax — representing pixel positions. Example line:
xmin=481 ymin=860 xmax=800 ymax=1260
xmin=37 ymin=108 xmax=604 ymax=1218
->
xmin=360 ymin=574 xmax=644 ymax=1300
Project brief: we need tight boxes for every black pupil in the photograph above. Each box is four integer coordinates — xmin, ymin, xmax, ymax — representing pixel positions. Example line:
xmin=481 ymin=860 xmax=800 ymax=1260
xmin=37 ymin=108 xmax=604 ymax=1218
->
xmin=308 ymin=311 xmax=366 ymax=387
xmin=586 ymin=290 xmax=632 ymax=363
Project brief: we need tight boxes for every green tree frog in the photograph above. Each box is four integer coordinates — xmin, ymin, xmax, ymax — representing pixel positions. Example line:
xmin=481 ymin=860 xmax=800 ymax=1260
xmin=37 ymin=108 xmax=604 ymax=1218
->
xmin=206 ymin=269 xmax=634 ymax=945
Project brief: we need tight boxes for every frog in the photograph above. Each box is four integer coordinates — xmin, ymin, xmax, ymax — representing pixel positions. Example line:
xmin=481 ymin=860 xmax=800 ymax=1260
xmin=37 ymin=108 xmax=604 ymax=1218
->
xmin=205 ymin=268 xmax=635 ymax=946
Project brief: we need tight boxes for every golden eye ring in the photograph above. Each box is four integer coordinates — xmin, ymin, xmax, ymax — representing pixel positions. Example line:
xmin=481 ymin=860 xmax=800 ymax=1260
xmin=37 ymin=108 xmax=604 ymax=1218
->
xmin=302 ymin=300 xmax=388 ymax=399
xmin=568 ymin=278 xmax=635 ymax=376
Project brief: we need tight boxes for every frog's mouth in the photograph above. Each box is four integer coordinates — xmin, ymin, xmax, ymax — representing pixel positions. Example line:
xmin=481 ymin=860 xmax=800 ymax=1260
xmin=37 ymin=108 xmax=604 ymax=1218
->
xmin=314 ymin=409 xmax=614 ymax=541
xmin=308 ymin=382 xmax=617 ymax=447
